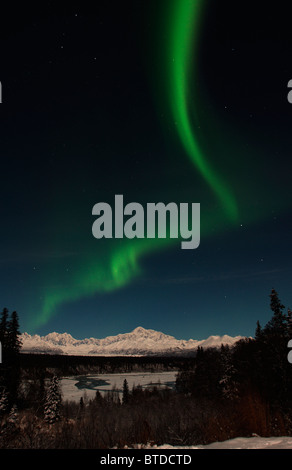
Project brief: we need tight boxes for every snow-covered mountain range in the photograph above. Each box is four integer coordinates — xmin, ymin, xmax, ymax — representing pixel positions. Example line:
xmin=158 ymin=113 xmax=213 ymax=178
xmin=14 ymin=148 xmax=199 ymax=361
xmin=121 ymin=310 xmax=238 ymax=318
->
xmin=20 ymin=326 xmax=244 ymax=356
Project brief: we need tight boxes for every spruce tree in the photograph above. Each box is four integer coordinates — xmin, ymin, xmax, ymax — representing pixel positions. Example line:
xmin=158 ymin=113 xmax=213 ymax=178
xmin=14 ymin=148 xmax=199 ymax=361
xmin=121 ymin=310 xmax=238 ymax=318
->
xmin=0 ymin=308 xmax=22 ymax=407
xmin=287 ymin=308 xmax=292 ymax=338
xmin=0 ymin=308 xmax=9 ymax=354
xmin=255 ymin=320 xmax=262 ymax=340
xmin=79 ymin=396 xmax=84 ymax=411
xmin=259 ymin=290 xmax=291 ymax=406
xmin=264 ymin=289 xmax=287 ymax=338
xmin=122 ymin=379 xmax=130 ymax=404
xmin=5 ymin=310 xmax=22 ymax=407
xmin=7 ymin=311 xmax=22 ymax=355
xmin=43 ymin=376 xmax=62 ymax=424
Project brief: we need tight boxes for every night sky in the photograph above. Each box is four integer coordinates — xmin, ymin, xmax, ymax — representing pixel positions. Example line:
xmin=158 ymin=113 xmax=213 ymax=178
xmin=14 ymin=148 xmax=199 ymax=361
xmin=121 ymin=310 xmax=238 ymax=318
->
xmin=1 ymin=0 xmax=292 ymax=341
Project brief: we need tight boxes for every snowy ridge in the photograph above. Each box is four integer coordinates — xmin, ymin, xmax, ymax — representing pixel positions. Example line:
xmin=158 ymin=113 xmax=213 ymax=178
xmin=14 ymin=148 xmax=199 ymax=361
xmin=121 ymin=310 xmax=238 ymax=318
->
xmin=21 ymin=327 xmax=244 ymax=356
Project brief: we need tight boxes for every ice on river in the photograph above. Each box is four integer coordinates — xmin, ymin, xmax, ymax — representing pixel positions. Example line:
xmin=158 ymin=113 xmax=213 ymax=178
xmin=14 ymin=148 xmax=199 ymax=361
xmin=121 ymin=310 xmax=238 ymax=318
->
xmin=61 ymin=371 xmax=177 ymax=402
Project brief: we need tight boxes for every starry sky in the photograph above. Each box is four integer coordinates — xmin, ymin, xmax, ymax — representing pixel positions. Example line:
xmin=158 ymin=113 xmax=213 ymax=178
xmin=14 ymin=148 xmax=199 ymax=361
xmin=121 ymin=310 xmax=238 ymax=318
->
xmin=1 ymin=0 xmax=292 ymax=341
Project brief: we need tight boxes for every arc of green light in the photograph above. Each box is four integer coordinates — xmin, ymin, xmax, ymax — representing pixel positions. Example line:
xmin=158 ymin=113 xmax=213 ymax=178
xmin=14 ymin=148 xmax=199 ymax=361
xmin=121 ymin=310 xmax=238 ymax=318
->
xmin=31 ymin=0 xmax=240 ymax=331
xmin=32 ymin=236 xmax=171 ymax=330
xmin=167 ymin=0 xmax=238 ymax=221
xmin=33 ymin=196 xmax=238 ymax=331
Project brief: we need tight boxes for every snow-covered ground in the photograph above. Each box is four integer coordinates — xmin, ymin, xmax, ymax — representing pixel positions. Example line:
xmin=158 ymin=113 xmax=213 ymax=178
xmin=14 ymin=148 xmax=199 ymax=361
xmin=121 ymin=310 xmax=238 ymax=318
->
xmin=140 ymin=436 xmax=292 ymax=449
xmin=61 ymin=371 xmax=177 ymax=402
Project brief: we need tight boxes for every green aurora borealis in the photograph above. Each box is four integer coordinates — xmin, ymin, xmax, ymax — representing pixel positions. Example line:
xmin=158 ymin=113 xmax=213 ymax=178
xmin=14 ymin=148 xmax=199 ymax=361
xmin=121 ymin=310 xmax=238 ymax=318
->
xmin=32 ymin=0 xmax=241 ymax=331
xmin=166 ymin=0 xmax=238 ymax=222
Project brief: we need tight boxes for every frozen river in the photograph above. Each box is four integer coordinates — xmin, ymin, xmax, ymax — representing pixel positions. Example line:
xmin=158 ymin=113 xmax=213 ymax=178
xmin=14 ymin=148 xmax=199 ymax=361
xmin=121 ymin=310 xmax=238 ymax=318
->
xmin=61 ymin=371 xmax=178 ymax=403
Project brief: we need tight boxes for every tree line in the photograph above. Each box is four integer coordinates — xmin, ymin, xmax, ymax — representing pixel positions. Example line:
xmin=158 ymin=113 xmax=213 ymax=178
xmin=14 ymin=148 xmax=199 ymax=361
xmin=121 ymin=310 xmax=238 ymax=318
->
xmin=176 ymin=288 xmax=292 ymax=436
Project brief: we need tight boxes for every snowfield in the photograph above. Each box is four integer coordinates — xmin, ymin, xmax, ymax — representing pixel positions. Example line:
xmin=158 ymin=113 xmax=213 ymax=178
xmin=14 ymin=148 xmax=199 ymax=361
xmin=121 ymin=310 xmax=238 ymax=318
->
xmin=139 ymin=436 xmax=292 ymax=449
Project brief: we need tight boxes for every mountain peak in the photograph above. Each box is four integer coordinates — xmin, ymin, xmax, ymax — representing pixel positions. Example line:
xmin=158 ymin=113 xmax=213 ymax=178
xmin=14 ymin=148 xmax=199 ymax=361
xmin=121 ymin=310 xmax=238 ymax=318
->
xmin=132 ymin=326 xmax=147 ymax=333
xmin=131 ymin=326 xmax=156 ymax=336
